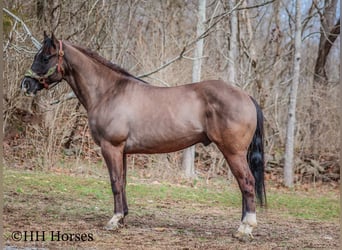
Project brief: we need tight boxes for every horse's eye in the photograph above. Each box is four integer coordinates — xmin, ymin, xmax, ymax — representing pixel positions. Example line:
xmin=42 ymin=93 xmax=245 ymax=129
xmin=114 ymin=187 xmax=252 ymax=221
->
xmin=43 ymin=55 xmax=49 ymax=64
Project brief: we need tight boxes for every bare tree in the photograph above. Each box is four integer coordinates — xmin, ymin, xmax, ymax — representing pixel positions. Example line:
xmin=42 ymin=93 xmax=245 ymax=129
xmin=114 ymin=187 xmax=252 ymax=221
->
xmin=310 ymin=0 xmax=340 ymax=154
xmin=182 ymin=0 xmax=206 ymax=178
xmin=314 ymin=0 xmax=339 ymax=84
xmin=227 ymin=0 xmax=239 ymax=85
xmin=284 ymin=0 xmax=302 ymax=187
xmin=3 ymin=1 xmax=339 ymax=183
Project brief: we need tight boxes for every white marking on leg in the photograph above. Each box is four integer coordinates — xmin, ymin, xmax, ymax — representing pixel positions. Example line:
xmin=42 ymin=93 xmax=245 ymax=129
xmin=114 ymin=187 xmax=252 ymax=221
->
xmin=237 ymin=223 xmax=253 ymax=235
xmin=243 ymin=212 xmax=257 ymax=227
xmin=236 ymin=212 xmax=257 ymax=236
xmin=104 ymin=213 xmax=124 ymax=230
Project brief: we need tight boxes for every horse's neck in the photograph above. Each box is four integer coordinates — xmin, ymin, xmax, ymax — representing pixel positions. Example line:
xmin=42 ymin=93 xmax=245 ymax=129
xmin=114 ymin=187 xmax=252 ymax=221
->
xmin=63 ymin=44 xmax=116 ymax=111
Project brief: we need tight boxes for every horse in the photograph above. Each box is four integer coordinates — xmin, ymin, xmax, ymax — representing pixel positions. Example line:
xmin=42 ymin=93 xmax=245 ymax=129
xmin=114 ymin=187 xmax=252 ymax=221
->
xmin=21 ymin=33 xmax=266 ymax=240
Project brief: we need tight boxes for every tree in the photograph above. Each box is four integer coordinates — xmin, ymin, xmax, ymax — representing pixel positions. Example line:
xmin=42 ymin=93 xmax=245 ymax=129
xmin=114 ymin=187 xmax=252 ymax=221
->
xmin=314 ymin=0 xmax=339 ymax=84
xmin=284 ymin=0 xmax=302 ymax=187
xmin=311 ymin=0 xmax=340 ymax=153
xmin=182 ymin=0 xmax=206 ymax=178
xmin=3 ymin=0 xmax=339 ymax=183
xmin=227 ymin=0 xmax=239 ymax=85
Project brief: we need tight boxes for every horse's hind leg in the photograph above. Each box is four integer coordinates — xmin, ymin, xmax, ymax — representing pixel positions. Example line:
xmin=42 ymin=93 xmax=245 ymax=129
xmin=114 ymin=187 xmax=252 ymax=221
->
xmin=220 ymin=149 xmax=257 ymax=239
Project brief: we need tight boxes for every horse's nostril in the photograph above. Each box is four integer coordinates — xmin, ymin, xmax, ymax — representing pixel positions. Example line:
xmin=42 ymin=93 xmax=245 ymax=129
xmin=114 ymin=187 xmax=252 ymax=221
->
xmin=21 ymin=81 xmax=27 ymax=90
xmin=21 ymin=79 xmax=30 ymax=91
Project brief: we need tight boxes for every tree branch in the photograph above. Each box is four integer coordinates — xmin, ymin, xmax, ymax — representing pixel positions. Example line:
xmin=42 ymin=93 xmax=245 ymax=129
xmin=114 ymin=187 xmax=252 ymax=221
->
xmin=3 ymin=8 xmax=41 ymax=49
xmin=324 ymin=18 xmax=340 ymax=44
xmin=50 ymin=92 xmax=77 ymax=105
xmin=236 ymin=0 xmax=276 ymax=10
xmin=138 ymin=0 xmax=244 ymax=78
xmin=314 ymin=18 xmax=340 ymax=82
xmin=208 ymin=0 xmax=276 ymax=23
xmin=137 ymin=48 xmax=190 ymax=78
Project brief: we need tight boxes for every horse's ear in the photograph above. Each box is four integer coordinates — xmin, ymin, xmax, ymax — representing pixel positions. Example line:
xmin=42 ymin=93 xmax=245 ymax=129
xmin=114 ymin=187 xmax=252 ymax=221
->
xmin=51 ymin=32 xmax=58 ymax=44
xmin=43 ymin=31 xmax=48 ymax=40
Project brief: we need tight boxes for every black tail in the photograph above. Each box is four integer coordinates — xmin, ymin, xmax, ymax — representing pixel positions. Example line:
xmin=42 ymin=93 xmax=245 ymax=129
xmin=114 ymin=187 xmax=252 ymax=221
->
xmin=248 ymin=97 xmax=267 ymax=207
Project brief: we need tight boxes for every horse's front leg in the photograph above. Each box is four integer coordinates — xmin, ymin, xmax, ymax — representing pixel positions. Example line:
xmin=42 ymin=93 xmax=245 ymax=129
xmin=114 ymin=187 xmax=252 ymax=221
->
xmin=100 ymin=140 xmax=125 ymax=230
xmin=122 ymin=154 xmax=129 ymax=217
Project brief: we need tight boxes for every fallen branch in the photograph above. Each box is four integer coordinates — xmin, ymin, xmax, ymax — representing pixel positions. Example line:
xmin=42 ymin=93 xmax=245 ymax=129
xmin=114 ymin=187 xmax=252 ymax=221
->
xmin=50 ymin=92 xmax=77 ymax=105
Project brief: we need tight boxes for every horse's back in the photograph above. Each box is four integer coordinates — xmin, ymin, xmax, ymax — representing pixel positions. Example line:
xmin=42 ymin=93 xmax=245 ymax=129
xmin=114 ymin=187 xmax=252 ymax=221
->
xmin=93 ymin=79 xmax=256 ymax=154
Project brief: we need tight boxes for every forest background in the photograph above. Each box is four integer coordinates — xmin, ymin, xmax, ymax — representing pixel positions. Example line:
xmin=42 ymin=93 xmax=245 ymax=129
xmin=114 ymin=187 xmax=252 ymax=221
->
xmin=3 ymin=0 xmax=340 ymax=185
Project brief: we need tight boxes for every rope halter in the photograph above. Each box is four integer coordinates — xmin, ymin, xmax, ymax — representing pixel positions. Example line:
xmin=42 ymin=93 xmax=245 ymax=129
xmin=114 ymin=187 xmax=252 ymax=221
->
xmin=24 ymin=40 xmax=64 ymax=89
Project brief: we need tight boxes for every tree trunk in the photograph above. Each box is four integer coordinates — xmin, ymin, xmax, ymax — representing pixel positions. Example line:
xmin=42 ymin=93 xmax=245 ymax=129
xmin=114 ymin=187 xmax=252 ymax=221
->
xmin=284 ymin=0 xmax=302 ymax=187
xmin=227 ymin=0 xmax=238 ymax=85
xmin=314 ymin=0 xmax=339 ymax=84
xmin=182 ymin=0 xmax=206 ymax=178
xmin=311 ymin=0 xmax=339 ymax=153
xmin=314 ymin=18 xmax=340 ymax=83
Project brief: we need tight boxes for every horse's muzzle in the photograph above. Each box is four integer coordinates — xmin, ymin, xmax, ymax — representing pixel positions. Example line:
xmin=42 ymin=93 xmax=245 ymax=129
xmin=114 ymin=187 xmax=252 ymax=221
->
xmin=20 ymin=77 xmax=43 ymax=96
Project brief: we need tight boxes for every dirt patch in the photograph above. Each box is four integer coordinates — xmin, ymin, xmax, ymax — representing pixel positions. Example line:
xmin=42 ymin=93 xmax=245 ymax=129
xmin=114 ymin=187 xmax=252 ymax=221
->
xmin=4 ymin=195 xmax=339 ymax=250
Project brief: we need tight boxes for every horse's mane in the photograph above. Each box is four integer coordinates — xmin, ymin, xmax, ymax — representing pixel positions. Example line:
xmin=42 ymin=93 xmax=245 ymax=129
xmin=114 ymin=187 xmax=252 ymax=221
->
xmin=71 ymin=44 xmax=147 ymax=84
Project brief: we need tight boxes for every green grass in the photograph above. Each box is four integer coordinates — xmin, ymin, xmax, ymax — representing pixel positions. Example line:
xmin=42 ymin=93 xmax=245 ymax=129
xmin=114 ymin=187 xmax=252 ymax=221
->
xmin=3 ymin=169 xmax=339 ymax=222
xmin=128 ymin=182 xmax=241 ymax=207
xmin=267 ymin=191 xmax=339 ymax=220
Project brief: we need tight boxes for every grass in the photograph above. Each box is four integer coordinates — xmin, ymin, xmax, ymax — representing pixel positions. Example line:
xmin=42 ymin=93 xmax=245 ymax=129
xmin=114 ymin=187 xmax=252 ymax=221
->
xmin=268 ymin=191 xmax=339 ymax=220
xmin=3 ymin=168 xmax=340 ymax=222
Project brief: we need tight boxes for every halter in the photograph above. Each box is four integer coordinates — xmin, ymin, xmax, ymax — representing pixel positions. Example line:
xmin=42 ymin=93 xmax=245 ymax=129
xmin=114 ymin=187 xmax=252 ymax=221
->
xmin=25 ymin=40 xmax=65 ymax=89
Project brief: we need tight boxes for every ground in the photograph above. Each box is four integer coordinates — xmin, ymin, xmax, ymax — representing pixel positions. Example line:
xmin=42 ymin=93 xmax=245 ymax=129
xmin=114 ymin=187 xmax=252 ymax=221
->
xmin=3 ymin=165 xmax=340 ymax=250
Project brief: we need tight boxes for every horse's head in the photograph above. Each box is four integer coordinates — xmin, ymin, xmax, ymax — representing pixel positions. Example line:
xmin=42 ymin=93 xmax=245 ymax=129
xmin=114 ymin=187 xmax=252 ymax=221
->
xmin=20 ymin=32 xmax=64 ymax=95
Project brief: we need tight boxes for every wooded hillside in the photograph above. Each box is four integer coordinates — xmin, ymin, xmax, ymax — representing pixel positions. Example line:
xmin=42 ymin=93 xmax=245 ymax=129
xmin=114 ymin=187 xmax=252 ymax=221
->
xmin=3 ymin=0 xmax=340 ymax=184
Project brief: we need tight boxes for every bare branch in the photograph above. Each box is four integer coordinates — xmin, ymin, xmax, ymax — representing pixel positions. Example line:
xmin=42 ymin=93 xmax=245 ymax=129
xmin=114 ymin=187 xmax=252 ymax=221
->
xmin=236 ymin=0 xmax=276 ymax=11
xmin=3 ymin=8 xmax=41 ymax=49
xmin=3 ymin=19 xmax=17 ymax=52
xmin=137 ymin=49 xmax=191 ymax=78
xmin=50 ymin=91 xmax=77 ymax=105
xmin=138 ymin=0 xmax=244 ymax=78
xmin=322 ymin=18 xmax=340 ymax=45
xmin=207 ymin=0 xmax=276 ymax=23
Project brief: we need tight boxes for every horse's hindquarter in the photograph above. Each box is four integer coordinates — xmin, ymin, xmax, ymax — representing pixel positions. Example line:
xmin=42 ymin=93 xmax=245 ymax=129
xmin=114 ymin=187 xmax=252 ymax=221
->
xmin=199 ymin=80 xmax=257 ymax=153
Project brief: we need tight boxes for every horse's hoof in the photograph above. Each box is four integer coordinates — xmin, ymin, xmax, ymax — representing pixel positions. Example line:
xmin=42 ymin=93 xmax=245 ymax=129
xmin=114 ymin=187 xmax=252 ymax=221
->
xmin=232 ymin=231 xmax=254 ymax=242
xmin=104 ymin=221 xmax=123 ymax=231
xmin=104 ymin=213 xmax=125 ymax=231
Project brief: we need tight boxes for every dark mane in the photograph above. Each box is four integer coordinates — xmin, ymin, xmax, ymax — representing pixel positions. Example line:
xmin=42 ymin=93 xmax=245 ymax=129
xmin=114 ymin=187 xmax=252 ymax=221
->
xmin=72 ymin=44 xmax=147 ymax=84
